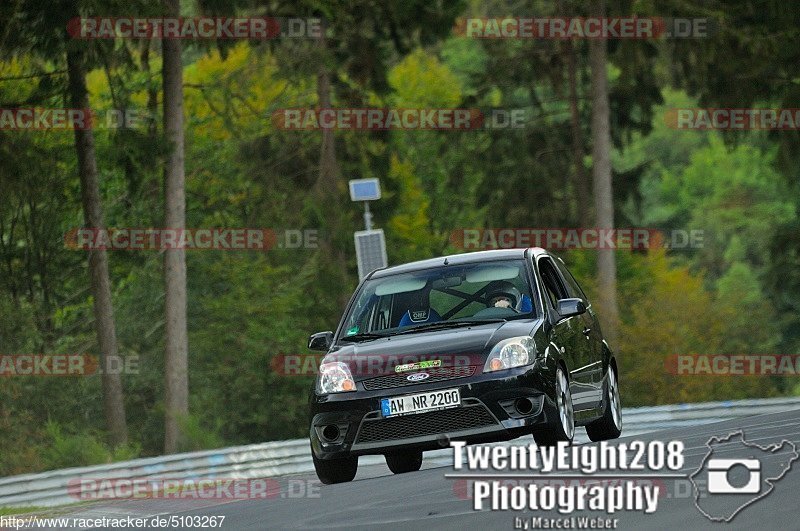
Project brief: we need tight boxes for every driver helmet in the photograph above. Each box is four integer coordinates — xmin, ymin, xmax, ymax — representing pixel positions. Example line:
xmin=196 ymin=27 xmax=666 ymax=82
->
xmin=486 ymin=281 xmax=522 ymax=310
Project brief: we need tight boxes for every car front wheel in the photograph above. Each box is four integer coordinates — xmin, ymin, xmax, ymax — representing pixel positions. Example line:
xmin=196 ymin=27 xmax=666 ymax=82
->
xmin=312 ymin=449 xmax=358 ymax=484
xmin=533 ymin=365 xmax=575 ymax=447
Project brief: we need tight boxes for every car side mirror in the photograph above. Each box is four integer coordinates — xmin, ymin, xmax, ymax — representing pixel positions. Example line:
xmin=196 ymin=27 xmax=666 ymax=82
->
xmin=557 ymin=298 xmax=586 ymax=318
xmin=308 ymin=331 xmax=333 ymax=351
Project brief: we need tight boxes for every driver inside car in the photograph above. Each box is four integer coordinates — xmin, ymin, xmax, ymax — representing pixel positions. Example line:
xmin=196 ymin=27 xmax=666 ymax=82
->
xmin=486 ymin=281 xmax=521 ymax=310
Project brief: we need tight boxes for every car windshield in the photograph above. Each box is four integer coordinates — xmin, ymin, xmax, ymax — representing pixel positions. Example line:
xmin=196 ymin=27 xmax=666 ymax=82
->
xmin=339 ymin=260 xmax=535 ymax=340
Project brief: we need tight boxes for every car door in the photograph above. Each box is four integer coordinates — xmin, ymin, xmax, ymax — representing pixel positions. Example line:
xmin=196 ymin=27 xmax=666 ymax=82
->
xmin=536 ymin=256 xmax=594 ymax=408
xmin=552 ymin=256 xmax=604 ymax=407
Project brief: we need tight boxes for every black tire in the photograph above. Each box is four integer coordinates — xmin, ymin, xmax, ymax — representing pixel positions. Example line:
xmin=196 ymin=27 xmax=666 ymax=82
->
xmin=385 ymin=450 xmax=423 ymax=474
xmin=533 ymin=365 xmax=575 ymax=447
xmin=312 ymin=451 xmax=358 ymax=484
xmin=585 ymin=364 xmax=622 ymax=442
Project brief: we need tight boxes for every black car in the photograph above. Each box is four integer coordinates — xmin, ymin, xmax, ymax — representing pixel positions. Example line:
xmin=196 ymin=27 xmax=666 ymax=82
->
xmin=307 ymin=248 xmax=622 ymax=484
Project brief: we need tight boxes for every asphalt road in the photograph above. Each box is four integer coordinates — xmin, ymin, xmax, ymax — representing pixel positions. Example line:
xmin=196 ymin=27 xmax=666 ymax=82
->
xmin=22 ymin=407 xmax=800 ymax=531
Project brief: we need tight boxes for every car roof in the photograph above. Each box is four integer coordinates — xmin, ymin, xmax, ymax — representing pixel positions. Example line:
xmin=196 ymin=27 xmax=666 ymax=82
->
xmin=369 ymin=248 xmax=549 ymax=279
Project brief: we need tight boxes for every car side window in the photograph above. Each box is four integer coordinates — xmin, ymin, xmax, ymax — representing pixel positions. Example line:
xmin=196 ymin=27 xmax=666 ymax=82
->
xmin=538 ymin=257 xmax=569 ymax=308
xmin=553 ymin=257 xmax=588 ymax=302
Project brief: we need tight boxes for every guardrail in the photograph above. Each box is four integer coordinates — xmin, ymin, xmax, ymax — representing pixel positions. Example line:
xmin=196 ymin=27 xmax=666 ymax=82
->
xmin=2 ymin=396 xmax=799 ymax=508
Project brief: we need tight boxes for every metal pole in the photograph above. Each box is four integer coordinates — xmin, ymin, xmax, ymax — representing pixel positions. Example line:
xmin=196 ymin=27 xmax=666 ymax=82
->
xmin=363 ymin=201 xmax=373 ymax=231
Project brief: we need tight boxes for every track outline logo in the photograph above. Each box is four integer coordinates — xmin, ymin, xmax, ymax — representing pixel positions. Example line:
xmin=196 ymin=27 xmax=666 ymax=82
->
xmin=689 ymin=430 xmax=798 ymax=522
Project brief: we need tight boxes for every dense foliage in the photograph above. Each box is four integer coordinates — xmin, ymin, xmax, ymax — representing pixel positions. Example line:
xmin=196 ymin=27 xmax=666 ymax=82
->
xmin=0 ymin=0 xmax=798 ymax=475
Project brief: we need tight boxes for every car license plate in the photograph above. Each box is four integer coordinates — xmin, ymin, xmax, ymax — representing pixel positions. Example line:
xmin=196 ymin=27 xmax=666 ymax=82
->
xmin=380 ymin=388 xmax=460 ymax=418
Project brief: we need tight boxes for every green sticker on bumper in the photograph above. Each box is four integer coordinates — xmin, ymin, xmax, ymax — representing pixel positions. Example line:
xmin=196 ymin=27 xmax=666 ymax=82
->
xmin=394 ymin=359 xmax=442 ymax=373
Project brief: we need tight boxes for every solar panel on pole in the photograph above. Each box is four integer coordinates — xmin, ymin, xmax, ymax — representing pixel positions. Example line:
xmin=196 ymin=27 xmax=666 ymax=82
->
xmin=349 ymin=179 xmax=381 ymax=201
xmin=354 ymin=229 xmax=387 ymax=280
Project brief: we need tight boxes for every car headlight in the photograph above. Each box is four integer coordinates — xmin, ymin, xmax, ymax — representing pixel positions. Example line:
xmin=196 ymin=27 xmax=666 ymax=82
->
xmin=317 ymin=361 xmax=356 ymax=394
xmin=484 ymin=336 xmax=535 ymax=372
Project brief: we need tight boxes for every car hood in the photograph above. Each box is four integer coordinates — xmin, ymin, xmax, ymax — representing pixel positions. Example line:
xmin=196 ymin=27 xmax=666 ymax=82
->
xmin=323 ymin=319 xmax=540 ymax=380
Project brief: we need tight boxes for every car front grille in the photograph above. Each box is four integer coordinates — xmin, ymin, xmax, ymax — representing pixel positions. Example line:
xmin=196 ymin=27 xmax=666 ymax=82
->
xmin=354 ymin=402 xmax=499 ymax=445
xmin=361 ymin=365 xmax=478 ymax=391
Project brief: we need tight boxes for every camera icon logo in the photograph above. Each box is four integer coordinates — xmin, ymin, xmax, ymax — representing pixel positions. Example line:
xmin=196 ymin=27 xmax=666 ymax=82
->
xmin=707 ymin=458 xmax=761 ymax=494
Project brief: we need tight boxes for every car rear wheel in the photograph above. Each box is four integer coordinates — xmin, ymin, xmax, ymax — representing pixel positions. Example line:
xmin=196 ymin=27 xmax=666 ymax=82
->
xmin=533 ymin=365 xmax=575 ymax=447
xmin=312 ymin=450 xmax=358 ymax=484
xmin=585 ymin=365 xmax=622 ymax=441
xmin=385 ymin=450 xmax=423 ymax=474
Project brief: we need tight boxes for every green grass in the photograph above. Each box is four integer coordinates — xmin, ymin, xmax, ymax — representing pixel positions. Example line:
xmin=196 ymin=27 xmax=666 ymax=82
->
xmin=0 ymin=506 xmax=44 ymax=516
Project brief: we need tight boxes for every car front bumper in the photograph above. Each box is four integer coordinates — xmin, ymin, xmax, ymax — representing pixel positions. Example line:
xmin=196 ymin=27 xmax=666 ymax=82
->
xmin=309 ymin=362 xmax=557 ymax=460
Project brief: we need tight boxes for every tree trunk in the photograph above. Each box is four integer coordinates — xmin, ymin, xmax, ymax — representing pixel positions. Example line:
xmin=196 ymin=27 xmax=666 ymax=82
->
xmin=66 ymin=47 xmax=128 ymax=446
xmin=162 ymin=0 xmax=189 ymax=454
xmin=589 ymin=0 xmax=620 ymax=347
xmin=316 ymin=47 xmax=338 ymax=199
xmin=315 ymin=34 xmax=350 ymax=307
xmin=564 ymin=39 xmax=592 ymax=227
xmin=141 ymin=40 xmax=161 ymax=205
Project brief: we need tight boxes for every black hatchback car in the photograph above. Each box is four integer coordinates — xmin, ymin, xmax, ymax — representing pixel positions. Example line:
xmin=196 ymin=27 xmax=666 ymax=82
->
xmin=307 ymin=248 xmax=621 ymax=484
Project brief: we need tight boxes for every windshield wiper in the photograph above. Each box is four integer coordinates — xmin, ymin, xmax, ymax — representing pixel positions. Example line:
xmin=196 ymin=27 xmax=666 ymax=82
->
xmin=338 ymin=332 xmax=388 ymax=343
xmin=392 ymin=319 xmax=505 ymax=335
